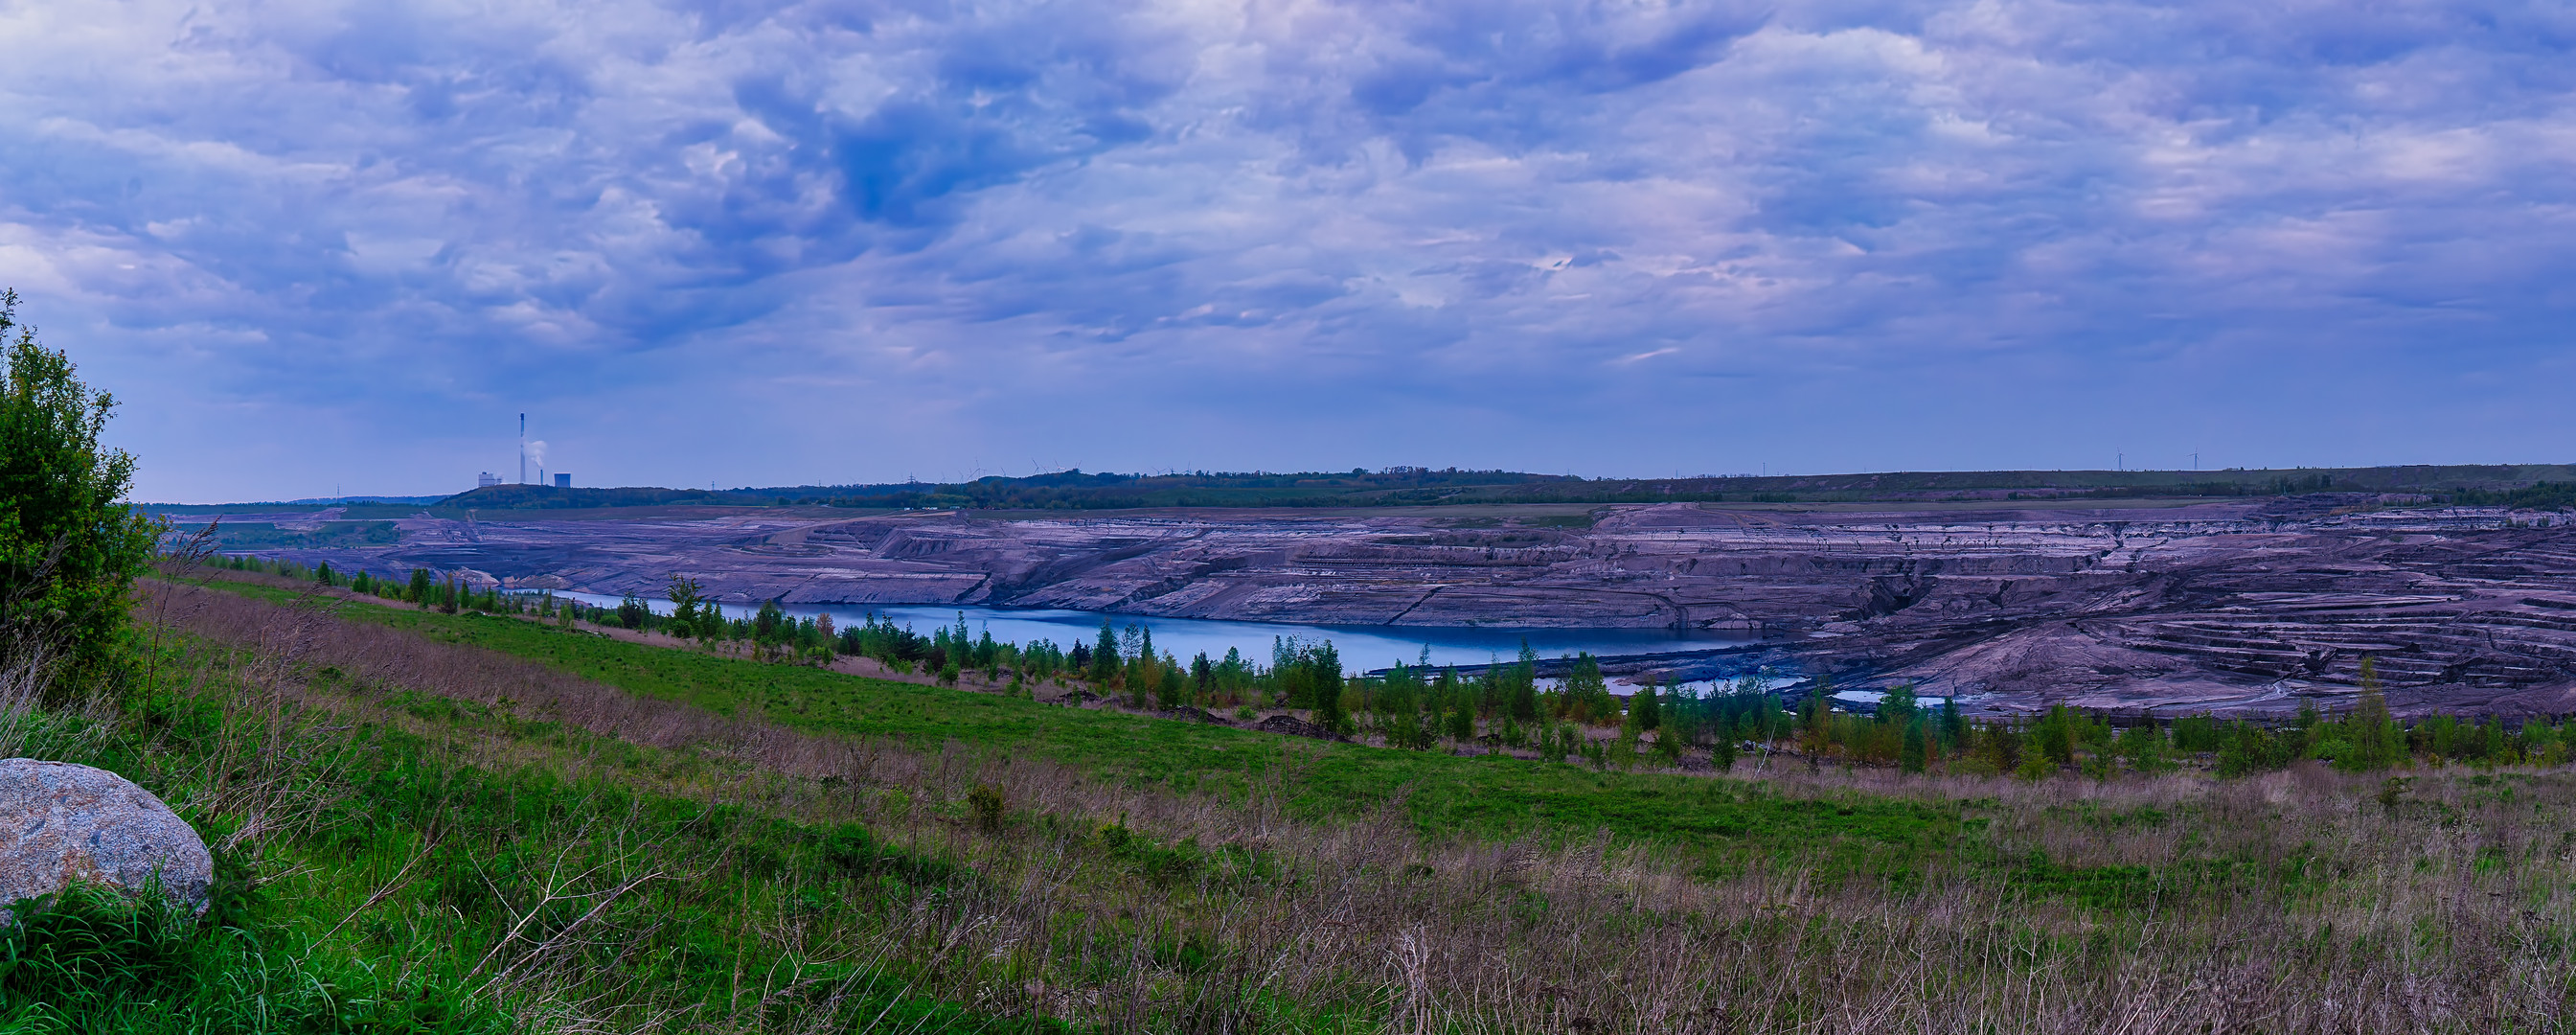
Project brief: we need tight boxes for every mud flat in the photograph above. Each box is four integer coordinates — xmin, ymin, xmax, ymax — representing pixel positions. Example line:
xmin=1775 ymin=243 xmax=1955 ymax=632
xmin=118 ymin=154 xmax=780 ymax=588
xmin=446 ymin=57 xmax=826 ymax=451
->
xmin=177 ymin=494 xmax=2576 ymax=717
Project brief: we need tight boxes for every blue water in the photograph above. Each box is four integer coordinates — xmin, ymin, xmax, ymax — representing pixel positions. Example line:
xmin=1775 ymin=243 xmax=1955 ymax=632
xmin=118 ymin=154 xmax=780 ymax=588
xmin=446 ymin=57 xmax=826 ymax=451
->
xmin=550 ymin=591 xmax=1752 ymax=674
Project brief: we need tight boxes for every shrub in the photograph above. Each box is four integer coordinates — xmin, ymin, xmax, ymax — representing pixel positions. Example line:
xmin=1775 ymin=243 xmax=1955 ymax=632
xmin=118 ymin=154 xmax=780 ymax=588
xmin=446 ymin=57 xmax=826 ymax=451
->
xmin=0 ymin=293 xmax=159 ymax=693
xmin=2015 ymin=752 xmax=2058 ymax=781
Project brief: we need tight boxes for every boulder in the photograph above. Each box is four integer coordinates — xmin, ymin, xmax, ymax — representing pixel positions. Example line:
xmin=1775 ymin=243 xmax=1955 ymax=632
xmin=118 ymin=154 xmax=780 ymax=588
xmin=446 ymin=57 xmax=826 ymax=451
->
xmin=1255 ymin=714 xmax=1349 ymax=742
xmin=0 ymin=758 xmax=213 ymax=923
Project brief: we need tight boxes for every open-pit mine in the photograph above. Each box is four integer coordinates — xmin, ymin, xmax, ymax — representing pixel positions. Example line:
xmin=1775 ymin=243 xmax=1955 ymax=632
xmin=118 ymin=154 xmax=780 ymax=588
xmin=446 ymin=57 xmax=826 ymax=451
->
xmin=187 ymin=494 xmax=2576 ymax=718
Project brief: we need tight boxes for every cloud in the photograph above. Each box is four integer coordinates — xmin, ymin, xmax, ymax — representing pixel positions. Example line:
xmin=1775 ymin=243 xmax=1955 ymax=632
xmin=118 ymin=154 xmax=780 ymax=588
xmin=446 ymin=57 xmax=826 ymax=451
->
xmin=0 ymin=0 xmax=2569 ymax=500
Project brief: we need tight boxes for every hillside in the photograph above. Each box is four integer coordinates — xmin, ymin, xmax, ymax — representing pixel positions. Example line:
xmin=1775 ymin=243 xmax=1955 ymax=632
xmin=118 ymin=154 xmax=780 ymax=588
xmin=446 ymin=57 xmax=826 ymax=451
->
xmin=180 ymin=492 xmax=2576 ymax=717
xmin=16 ymin=565 xmax=2571 ymax=1031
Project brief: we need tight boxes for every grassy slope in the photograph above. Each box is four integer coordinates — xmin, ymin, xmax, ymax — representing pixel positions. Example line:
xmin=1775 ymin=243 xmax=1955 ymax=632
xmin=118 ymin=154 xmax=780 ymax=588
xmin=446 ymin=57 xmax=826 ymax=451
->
xmin=11 ymin=656 xmax=1079 ymax=1033
xmin=48 ymin=580 xmax=2576 ymax=1032
xmin=206 ymin=579 xmax=1969 ymax=881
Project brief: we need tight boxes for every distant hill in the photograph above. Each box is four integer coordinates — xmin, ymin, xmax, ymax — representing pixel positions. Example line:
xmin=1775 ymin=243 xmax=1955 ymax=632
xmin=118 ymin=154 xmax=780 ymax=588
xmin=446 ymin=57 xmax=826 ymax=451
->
xmin=435 ymin=484 xmax=755 ymax=510
xmin=143 ymin=494 xmax=449 ymax=512
xmin=425 ymin=463 xmax=2576 ymax=513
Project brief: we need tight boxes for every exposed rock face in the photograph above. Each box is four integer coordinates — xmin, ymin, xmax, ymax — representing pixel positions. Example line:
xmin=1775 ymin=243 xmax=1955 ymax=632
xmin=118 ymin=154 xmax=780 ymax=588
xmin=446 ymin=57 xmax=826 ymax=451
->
xmin=0 ymin=758 xmax=214 ymax=922
xmin=224 ymin=494 xmax=2576 ymax=716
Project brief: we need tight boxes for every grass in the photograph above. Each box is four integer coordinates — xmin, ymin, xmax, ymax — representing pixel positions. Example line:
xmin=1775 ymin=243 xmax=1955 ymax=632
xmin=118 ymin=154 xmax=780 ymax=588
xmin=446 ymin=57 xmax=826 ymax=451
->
xmin=8 ymin=575 xmax=2576 ymax=1031
xmin=6 ymin=631 xmax=1106 ymax=1032
xmin=188 ymin=576 xmax=1971 ymax=882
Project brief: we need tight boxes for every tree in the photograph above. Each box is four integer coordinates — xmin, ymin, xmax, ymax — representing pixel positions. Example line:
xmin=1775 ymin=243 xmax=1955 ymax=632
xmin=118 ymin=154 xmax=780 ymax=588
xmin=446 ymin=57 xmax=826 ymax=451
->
xmin=1311 ymin=642 xmax=1348 ymax=733
xmin=1090 ymin=617 xmax=1118 ymax=682
xmin=1878 ymin=683 xmax=1917 ymax=729
xmin=1631 ymin=679 xmax=1661 ymax=731
xmin=1901 ymin=718 xmax=1927 ymax=773
xmin=1157 ymin=656 xmax=1186 ymax=710
xmin=617 ymin=593 xmax=650 ymax=630
xmin=1802 ymin=675 xmax=1833 ymax=762
xmin=2034 ymin=704 xmax=2078 ymax=769
xmin=408 ymin=567 xmax=435 ymax=604
xmin=1447 ymin=698 xmax=1475 ymax=742
xmin=1509 ymin=641 xmax=1541 ymax=721
xmin=2343 ymin=656 xmax=2400 ymax=771
xmin=0 ymin=292 xmax=157 ymax=691
xmin=1379 ymin=663 xmax=1425 ymax=749
xmin=666 ymin=575 xmax=706 ymax=638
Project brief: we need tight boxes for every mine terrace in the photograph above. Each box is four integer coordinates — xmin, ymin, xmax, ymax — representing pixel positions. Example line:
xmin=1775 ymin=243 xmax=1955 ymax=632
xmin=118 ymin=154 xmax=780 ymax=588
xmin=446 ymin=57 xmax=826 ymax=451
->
xmin=173 ymin=494 xmax=2576 ymax=719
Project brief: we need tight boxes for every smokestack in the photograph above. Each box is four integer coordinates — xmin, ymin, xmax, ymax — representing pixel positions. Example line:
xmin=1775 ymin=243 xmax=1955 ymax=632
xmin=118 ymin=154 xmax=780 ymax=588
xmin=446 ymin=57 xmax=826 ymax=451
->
xmin=519 ymin=413 xmax=527 ymax=485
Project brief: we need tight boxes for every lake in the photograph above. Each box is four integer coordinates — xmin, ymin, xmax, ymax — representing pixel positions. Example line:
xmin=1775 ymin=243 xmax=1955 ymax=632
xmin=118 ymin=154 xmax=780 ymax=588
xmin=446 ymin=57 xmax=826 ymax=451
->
xmin=551 ymin=591 xmax=1754 ymax=675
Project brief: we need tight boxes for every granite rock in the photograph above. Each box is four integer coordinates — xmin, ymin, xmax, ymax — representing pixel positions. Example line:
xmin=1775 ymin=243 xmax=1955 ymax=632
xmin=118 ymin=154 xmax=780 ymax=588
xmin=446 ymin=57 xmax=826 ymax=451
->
xmin=0 ymin=758 xmax=213 ymax=923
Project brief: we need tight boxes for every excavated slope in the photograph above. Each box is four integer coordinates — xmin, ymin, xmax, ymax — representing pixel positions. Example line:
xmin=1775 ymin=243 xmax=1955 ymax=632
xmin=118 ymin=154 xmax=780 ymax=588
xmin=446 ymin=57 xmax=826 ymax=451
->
xmin=239 ymin=495 xmax=2576 ymax=716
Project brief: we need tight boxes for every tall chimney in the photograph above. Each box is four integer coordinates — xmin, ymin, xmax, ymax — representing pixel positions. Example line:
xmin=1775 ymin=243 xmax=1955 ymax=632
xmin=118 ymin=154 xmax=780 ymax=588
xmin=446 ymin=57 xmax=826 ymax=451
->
xmin=519 ymin=413 xmax=527 ymax=485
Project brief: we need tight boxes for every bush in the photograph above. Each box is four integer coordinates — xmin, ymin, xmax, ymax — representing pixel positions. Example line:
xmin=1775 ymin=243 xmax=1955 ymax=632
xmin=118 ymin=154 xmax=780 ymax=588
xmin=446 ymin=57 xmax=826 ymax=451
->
xmin=0 ymin=293 xmax=159 ymax=692
xmin=2015 ymin=753 xmax=2058 ymax=781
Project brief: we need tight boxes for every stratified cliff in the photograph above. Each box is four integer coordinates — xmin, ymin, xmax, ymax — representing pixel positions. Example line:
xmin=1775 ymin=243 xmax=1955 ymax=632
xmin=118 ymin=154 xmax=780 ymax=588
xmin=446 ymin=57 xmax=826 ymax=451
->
xmin=217 ymin=494 xmax=2576 ymax=716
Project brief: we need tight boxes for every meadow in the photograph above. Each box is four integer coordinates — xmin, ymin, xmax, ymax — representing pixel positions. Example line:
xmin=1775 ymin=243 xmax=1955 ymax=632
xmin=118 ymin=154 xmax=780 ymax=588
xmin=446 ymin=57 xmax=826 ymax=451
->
xmin=7 ymin=567 xmax=2573 ymax=1032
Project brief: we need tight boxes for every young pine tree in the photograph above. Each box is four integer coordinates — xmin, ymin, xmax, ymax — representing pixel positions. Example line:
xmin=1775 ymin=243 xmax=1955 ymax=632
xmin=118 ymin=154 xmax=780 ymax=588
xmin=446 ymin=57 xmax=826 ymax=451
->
xmin=2034 ymin=704 xmax=2078 ymax=768
xmin=1157 ymin=656 xmax=1186 ymax=710
xmin=1311 ymin=643 xmax=1348 ymax=733
xmin=1510 ymin=643 xmax=1541 ymax=721
xmin=1090 ymin=617 xmax=1118 ymax=683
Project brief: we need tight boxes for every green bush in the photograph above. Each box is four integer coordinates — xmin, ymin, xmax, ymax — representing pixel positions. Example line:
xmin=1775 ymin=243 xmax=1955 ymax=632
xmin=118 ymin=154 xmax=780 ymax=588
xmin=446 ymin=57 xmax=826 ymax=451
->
xmin=0 ymin=292 xmax=159 ymax=692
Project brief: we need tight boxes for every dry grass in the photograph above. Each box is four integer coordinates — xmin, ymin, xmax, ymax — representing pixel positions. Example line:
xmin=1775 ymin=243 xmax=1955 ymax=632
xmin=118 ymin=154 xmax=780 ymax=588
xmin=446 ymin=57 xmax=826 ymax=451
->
xmin=136 ymin=578 xmax=2576 ymax=1033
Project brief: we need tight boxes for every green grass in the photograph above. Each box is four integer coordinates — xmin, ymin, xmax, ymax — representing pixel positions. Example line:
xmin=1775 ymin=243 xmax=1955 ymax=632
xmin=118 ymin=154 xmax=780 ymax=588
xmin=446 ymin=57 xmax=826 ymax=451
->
xmin=4 ymin=641 xmax=1095 ymax=1033
xmin=33 ymin=580 xmax=2572 ymax=1031
xmin=204 ymin=580 xmax=1974 ymax=882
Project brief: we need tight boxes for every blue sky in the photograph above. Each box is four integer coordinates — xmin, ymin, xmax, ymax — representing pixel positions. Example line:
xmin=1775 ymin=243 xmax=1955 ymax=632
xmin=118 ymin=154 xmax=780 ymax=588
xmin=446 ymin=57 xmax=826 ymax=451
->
xmin=3 ymin=0 xmax=2571 ymax=502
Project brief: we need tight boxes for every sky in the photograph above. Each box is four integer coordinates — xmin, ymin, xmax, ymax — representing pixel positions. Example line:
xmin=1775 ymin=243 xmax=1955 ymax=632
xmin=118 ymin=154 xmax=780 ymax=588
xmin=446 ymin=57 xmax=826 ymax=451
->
xmin=2 ymin=0 xmax=2571 ymax=502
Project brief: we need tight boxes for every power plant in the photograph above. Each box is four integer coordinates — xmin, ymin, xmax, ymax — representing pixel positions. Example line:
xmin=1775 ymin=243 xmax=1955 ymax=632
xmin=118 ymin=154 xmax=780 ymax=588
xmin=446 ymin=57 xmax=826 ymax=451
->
xmin=470 ymin=413 xmax=564 ymax=491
